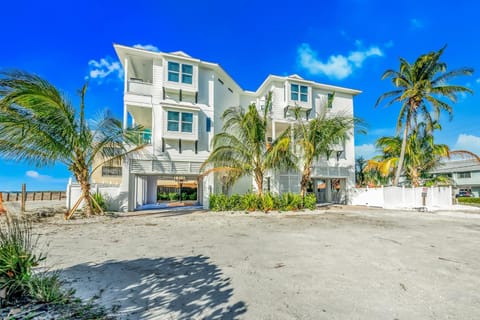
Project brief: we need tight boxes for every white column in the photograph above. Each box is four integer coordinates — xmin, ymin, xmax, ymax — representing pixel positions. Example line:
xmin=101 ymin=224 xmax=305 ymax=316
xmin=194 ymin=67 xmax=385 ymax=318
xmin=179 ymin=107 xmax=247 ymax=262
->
xmin=272 ymin=121 xmax=276 ymax=140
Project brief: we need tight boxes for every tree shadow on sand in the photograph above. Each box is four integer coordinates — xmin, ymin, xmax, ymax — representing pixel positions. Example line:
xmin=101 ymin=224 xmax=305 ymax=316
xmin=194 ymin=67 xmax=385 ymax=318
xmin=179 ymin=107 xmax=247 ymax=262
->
xmin=60 ymin=255 xmax=247 ymax=319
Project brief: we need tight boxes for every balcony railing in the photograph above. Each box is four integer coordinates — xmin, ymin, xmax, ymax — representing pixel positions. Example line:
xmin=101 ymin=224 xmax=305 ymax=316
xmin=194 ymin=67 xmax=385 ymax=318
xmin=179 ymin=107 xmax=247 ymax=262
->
xmin=130 ymin=159 xmax=202 ymax=175
xmin=127 ymin=79 xmax=153 ymax=96
xmin=312 ymin=166 xmax=351 ymax=177
xmin=102 ymin=166 xmax=122 ymax=177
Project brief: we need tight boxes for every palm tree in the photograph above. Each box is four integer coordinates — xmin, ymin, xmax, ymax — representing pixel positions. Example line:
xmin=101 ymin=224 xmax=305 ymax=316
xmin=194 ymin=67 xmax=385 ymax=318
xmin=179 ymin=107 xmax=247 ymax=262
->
xmin=355 ymin=157 xmax=367 ymax=186
xmin=0 ymin=71 xmax=141 ymax=219
xmin=293 ymin=108 xmax=356 ymax=199
xmin=202 ymin=92 xmax=296 ymax=195
xmin=375 ymin=46 xmax=473 ymax=185
xmin=368 ymin=122 xmax=450 ymax=186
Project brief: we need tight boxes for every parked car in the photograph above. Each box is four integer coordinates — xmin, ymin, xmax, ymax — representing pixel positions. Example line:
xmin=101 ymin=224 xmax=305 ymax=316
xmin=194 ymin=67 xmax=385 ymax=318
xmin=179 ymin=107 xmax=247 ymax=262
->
xmin=456 ymin=191 xmax=472 ymax=198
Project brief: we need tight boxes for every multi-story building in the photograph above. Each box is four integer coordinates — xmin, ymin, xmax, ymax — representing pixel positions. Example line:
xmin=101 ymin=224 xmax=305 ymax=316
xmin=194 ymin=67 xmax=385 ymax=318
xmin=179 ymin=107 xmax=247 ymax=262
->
xmin=430 ymin=159 xmax=480 ymax=197
xmin=113 ymin=44 xmax=361 ymax=211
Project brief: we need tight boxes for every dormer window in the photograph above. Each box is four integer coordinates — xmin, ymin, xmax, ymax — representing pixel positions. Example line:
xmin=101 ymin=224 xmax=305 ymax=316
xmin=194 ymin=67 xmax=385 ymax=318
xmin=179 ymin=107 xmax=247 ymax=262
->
xmin=291 ymin=84 xmax=308 ymax=102
xmin=167 ymin=62 xmax=193 ymax=84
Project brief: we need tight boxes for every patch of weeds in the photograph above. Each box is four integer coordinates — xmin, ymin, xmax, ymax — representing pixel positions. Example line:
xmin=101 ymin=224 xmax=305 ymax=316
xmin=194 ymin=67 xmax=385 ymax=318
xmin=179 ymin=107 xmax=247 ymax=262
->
xmin=28 ymin=272 xmax=73 ymax=304
xmin=0 ymin=218 xmax=45 ymax=305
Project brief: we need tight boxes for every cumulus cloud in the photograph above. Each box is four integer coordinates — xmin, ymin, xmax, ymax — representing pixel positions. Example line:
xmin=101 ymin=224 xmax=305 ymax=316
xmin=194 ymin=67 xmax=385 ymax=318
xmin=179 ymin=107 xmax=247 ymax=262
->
xmin=454 ymin=134 xmax=480 ymax=155
xmin=355 ymin=144 xmax=377 ymax=160
xmin=297 ymin=43 xmax=383 ymax=80
xmin=86 ymin=57 xmax=123 ymax=83
xmin=133 ymin=44 xmax=159 ymax=52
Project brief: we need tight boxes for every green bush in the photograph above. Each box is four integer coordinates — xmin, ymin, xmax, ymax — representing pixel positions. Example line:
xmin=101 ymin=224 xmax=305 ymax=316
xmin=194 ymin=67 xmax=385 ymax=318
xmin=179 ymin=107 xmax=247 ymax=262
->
xmin=209 ymin=192 xmax=315 ymax=212
xmin=303 ymin=193 xmax=317 ymax=210
xmin=261 ymin=193 xmax=275 ymax=212
xmin=92 ymin=192 xmax=107 ymax=213
xmin=188 ymin=192 xmax=197 ymax=201
xmin=0 ymin=218 xmax=45 ymax=304
xmin=279 ymin=193 xmax=302 ymax=211
xmin=241 ymin=193 xmax=261 ymax=211
xmin=458 ymin=197 xmax=480 ymax=204
xmin=158 ymin=192 xmax=168 ymax=201
xmin=28 ymin=272 xmax=72 ymax=304
xmin=168 ymin=192 xmax=179 ymax=201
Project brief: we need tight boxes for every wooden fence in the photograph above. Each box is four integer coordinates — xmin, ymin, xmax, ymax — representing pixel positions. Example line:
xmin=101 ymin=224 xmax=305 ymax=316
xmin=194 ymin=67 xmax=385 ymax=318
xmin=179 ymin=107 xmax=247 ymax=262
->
xmin=1 ymin=191 xmax=66 ymax=202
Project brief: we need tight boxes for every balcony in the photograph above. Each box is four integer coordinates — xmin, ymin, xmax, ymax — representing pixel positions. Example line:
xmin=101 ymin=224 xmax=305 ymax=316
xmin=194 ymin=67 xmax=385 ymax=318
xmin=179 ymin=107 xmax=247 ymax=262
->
xmin=312 ymin=166 xmax=351 ymax=178
xmin=127 ymin=79 xmax=153 ymax=96
xmin=130 ymin=159 xmax=202 ymax=175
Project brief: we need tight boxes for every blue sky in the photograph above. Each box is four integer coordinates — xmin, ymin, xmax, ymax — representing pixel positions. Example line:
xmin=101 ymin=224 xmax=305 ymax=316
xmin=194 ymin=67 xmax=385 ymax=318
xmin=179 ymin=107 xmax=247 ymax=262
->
xmin=1 ymin=0 xmax=479 ymax=190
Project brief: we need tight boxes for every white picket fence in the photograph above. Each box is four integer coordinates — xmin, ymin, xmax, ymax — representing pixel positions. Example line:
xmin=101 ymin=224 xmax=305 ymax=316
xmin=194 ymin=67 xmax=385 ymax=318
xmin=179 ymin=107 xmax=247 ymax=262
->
xmin=351 ymin=186 xmax=453 ymax=210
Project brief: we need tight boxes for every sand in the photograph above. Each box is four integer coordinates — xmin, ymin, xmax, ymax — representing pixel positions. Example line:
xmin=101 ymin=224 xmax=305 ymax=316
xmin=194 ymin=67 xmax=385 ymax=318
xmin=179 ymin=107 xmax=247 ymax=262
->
xmin=11 ymin=205 xmax=480 ymax=319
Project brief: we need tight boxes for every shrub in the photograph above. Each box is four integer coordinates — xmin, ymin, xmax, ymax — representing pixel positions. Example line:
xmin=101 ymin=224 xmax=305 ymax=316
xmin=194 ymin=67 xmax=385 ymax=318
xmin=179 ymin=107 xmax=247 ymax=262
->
xmin=158 ymin=192 xmax=168 ymax=201
xmin=28 ymin=272 xmax=72 ymax=304
xmin=92 ymin=192 xmax=107 ymax=213
xmin=458 ymin=197 xmax=480 ymax=204
xmin=279 ymin=193 xmax=302 ymax=211
xmin=209 ymin=194 xmax=228 ymax=211
xmin=241 ymin=193 xmax=261 ymax=211
xmin=210 ymin=192 xmax=316 ymax=212
xmin=0 ymin=218 xmax=45 ymax=304
xmin=261 ymin=193 xmax=275 ymax=212
xmin=168 ymin=192 xmax=178 ymax=201
xmin=188 ymin=192 xmax=197 ymax=201
xmin=303 ymin=193 xmax=317 ymax=210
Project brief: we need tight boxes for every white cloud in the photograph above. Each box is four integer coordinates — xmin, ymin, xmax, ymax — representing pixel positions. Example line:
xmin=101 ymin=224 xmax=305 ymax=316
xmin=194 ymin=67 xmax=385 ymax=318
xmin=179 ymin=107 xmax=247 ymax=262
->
xmin=133 ymin=44 xmax=159 ymax=52
xmin=355 ymin=144 xmax=377 ymax=160
xmin=86 ymin=57 xmax=123 ymax=83
xmin=297 ymin=43 xmax=383 ymax=80
xmin=410 ymin=18 xmax=424 ymax=29
xmin=476 ymin=78 xmax=480 ymax=83
xmin=454 ymin=134 xmax=480 ymax=155
xmin=26 ymin=170 xmax=41 ymax=178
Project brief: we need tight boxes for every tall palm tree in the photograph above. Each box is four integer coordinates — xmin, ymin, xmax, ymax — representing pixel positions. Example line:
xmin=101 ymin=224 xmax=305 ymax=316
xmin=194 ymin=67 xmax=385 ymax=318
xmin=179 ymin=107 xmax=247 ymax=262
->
xmin=0 ymin=71 xmax=141 ymax=219
xmin=375 ymin=46 xmax=473 ymax=185
xmin=202 ymin=92 xmax=296 ymax=195
xmin=293 ymin=108 xmax=356 ymax=199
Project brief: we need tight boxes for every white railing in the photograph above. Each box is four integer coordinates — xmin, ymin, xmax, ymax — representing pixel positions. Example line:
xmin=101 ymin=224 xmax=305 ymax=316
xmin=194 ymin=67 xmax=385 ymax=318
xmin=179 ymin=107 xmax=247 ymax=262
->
xmin=312 ymin=166 xmax=351 ymax=177
xmin=127 ymin=80 xmax=153 ymax=96
xmin=130 ymin=159 xmax=202 ymax=174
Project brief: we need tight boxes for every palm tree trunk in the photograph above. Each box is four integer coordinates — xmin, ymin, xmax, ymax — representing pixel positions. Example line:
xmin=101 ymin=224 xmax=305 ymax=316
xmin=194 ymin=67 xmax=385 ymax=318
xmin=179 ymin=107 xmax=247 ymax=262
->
xmin=254 ymin=169 xmax=263 ymax=195
xmin=394 ymin=122 xmax=409 ymax=186
xmin=300 ymin=165 xmax=311 ymax=200
xmin=80 ymin=179 xmax=94 ymax=216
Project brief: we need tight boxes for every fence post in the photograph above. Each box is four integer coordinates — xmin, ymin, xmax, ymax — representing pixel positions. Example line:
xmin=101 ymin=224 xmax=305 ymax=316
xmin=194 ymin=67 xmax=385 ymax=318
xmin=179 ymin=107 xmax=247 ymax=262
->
xmin=21 ymin=184 xmax=26 ymax=213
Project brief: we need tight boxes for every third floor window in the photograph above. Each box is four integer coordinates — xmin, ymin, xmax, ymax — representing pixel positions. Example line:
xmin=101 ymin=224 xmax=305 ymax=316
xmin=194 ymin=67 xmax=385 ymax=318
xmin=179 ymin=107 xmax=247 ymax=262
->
xmin=291 ymin=84 xmax=308 ymax=102
xmin=167 ymin=111 xmax=193 ymax=133
xmin=168 ymin=62 xmax=193 ymax=84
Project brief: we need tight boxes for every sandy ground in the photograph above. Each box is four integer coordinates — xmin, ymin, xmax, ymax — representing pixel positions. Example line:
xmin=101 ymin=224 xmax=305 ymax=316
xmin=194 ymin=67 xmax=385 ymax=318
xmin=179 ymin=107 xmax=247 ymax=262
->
xmin=10 ymin=205 xmax=480 ymax=319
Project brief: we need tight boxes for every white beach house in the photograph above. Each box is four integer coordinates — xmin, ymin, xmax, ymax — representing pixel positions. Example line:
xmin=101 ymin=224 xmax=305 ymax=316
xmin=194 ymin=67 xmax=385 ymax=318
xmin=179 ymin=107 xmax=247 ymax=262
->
xmin=94 ymin=44 xmax=361 ymax=211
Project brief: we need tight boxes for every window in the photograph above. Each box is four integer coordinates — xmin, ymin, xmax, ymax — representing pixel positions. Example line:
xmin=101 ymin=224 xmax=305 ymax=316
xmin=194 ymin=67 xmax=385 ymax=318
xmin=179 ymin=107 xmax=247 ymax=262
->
xmin=167 ymin=111 xmax=193 ymax=133
xmin=327 ymin=93 xmax=334 ymax=108
xmin=291 ymin=84 xmax=308 ymax=102
xmin=181 ymin=112 xmax=193 ymax=132
xmin=168 ymin=61 xmax=193 ymax=84
xmin=102 ymin=166 xmax=122 ymax=177
xmin=458 ymin=172 xmax=471 ymax=179
xmin=206 ymin=117 xmax=211 ymax=132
